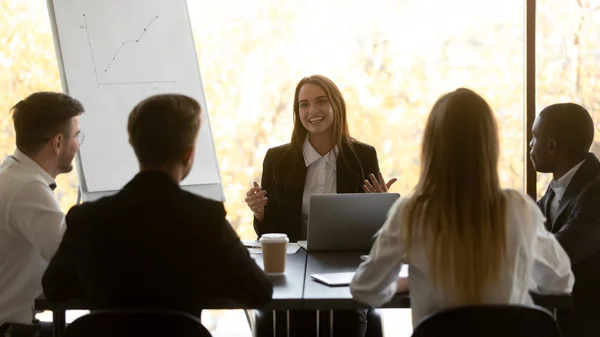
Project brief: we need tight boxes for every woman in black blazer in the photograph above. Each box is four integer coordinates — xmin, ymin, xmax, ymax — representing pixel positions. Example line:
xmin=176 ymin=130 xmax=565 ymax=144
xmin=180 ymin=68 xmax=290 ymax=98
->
xmin=252 ymin=140 xmax=382 ymax=241
xmin=245 ymin=74 xmax=395 ymax=337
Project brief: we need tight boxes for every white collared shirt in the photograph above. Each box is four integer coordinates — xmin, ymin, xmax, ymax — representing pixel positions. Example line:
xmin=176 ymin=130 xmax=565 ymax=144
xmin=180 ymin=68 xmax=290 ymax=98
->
xmin=0 ymin=149 xmax=65 ymax=325
xmin=549 ymin=160 xmax=585 ymax=224
xmin=350 ymin=189 xmax=574 ymax=327
xmin=301 ymin=137 xmax=339 ymax=239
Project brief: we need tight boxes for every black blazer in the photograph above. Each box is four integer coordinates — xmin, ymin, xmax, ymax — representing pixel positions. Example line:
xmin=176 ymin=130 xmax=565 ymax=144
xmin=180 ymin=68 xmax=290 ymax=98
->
xmin=537 ymin=153 xmax=600 ymax=316
xmin=254 ymin=141 xmax=380 ymax=242
xmin=43 ymin=171 xmax=273 ymax=315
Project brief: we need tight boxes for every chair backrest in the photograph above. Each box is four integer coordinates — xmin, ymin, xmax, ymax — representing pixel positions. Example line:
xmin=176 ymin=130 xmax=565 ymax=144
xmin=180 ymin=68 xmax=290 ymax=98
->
xmin=412 ymin=304 xmax=561 ymax=337
xmin=63 ymin=309 xmax=212 ymax=337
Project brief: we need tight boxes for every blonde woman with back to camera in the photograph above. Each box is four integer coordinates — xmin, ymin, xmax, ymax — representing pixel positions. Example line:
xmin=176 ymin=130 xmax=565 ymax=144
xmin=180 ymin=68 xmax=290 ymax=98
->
xmin=350 ymin=88 xmax=574 ymax=327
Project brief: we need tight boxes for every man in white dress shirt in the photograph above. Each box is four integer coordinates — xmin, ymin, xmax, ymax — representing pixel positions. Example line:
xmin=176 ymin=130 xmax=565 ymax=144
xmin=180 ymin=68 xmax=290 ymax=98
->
xmin=530 ymin=103 xmax=600 ymax=337
xmin=0 ymin=92 xmax=83 ymax=330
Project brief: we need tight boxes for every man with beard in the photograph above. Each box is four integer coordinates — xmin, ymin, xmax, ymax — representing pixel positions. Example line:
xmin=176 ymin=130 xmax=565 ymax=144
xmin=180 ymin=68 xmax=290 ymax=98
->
xmin=0 ymin=92 xmax=84 ymax=333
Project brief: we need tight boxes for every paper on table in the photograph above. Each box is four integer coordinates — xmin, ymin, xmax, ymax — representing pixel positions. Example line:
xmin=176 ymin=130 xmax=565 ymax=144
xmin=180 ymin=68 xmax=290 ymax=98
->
xmin=243 ymin=241 xmax=301 ymax=255
xmin=286 ymin=243 xmax=301 ymax=254
xmin=311 ymin=264 xmax=409 ymax=287
xmin=242 ymin=240 xmax=261 ymax=249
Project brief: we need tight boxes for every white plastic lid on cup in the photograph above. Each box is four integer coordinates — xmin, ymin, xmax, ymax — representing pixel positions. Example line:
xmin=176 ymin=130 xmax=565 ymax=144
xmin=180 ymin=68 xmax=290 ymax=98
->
xmin=259 ymin=233 xmax=289 ymax=243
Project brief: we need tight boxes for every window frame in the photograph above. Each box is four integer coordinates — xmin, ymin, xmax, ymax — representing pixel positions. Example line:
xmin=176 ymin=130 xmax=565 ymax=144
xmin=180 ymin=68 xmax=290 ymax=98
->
xmin=525 ymin=0 xmax=537 ymax=198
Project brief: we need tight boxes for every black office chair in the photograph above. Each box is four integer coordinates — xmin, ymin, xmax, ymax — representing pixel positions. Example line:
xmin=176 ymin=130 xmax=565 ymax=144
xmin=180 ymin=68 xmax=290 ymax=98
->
xmin=411 ymin=304 xmax=561 ymax=337
xmin=63 ymin=309 xmax=212 ymax=337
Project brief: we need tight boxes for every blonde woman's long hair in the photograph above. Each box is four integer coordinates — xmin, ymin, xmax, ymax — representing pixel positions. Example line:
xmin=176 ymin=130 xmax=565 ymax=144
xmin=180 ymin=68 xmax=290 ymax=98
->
xmin=403 ymin=88 xmax=506 ymax=304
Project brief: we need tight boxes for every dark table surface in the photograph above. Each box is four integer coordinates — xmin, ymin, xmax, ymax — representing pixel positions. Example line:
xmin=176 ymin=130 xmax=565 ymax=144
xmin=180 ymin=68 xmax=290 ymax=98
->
xmin=35 ymin=249 xmax=308 ymax=311
xmin=303 ymin=251 xmax=572 ymax=311
xmin=303 ymin=252 xmax=410 ymax=310
xmin=253 ymin=248 xmax=307 ymax=310
xmin=35 ymin=249 xmax=571 ymax=312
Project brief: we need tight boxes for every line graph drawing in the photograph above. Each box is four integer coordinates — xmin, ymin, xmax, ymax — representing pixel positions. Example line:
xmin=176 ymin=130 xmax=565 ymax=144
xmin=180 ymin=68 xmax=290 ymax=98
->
xmin=103 ymin=15 xmax=159 ymax=73
xmin=82 ymin=14 xmax=99 ymax=85
xmin=81 ymin=14 xmax=175 ymax=87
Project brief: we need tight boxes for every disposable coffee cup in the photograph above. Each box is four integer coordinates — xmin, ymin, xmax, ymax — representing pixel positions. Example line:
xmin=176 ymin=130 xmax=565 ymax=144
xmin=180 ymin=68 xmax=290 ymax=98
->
xmin=259 ymin=233 xmax=289 ymax=275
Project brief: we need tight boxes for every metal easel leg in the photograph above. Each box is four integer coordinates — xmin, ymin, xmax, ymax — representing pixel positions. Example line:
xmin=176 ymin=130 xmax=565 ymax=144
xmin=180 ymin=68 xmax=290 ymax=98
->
xmin=272 ymin=311 xmax=277 ymax=337
xmin=286 ymin=310 xmax=290 ymax=337
xmin=329 ymin=310 xmax=334 ymax=337
xmin=316 ymin=310 xmax=320 ymax=337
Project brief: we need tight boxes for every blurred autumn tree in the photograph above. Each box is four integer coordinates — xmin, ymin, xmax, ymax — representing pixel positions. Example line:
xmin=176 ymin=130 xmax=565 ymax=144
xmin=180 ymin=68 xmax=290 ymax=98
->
xmin=1 ymin=0 xmax=599 ymax=240
xmin=536 ymin=0 xmax=600 ymax=196
xmin=191 ymin=0 xmax=526 ymax=239
xmin=0 ymin=0 xmax=77 ymax=210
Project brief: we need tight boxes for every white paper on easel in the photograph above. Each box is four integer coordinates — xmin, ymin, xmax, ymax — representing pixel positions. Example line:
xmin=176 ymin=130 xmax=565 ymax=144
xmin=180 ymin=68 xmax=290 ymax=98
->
xmin=50 ymin=0 xmax=221 ymax=192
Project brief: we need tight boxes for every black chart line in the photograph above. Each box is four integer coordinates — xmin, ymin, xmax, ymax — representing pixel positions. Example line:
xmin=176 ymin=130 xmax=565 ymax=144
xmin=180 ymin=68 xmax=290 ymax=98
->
xmin=82 ymin=14 xmax=99 ymax=84
xmin=103 ymin=15 xmax=159 ymax=74
xmin=82 ymin=14 xmax=175 ymax=87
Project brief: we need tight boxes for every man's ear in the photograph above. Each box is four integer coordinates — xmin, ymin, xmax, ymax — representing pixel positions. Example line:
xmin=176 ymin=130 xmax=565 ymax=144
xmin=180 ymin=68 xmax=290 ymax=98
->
xmin=548 ymin=138 xmax=557 ymax=155
xmin=51 ymin=133 xmax=64 ymax=154
xmin=182 ymin=144 xmax=196 ymax=166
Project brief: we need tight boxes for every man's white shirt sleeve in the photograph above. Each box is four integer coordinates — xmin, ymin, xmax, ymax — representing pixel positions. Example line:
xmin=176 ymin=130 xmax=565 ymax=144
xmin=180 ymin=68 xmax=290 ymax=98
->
xmin=528 ymin=199 xmax=575 ymax=294
xmin=8 ymin=180 xmax=65 ymax=261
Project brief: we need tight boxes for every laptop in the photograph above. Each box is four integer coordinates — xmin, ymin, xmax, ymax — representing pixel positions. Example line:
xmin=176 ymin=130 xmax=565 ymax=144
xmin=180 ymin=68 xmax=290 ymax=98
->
xmin=301 ymin=193 xmax=400 ymax=252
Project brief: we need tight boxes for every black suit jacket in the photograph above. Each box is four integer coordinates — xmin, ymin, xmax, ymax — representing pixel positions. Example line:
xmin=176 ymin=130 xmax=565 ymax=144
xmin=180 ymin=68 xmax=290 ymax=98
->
xmin=537 ymin=153 xmax=600 ymax=319
xmin=254 ymin=141 xmax=380 ymax=242
xmin=43 ymin=171 xmax=273 ymax=315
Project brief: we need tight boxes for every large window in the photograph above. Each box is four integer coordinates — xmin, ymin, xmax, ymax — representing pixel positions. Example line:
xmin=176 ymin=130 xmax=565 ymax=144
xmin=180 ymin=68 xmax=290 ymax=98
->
xmin=0 ymin=0 xmax=75 ymax=210
xmin=0 ymin=0 xmax=525 ymax=238
xmin=536 ymin=0 xmax=600 ymax=198
xmin=192 ymin=0 xmax=525 ymax=240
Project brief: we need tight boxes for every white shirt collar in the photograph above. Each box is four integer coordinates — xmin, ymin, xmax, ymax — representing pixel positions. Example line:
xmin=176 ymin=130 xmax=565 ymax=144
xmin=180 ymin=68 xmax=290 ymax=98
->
xmin=302 ymin=136 xmax=339 ymax=168
xmin=12 ymin=149 xmax=56 ymax=188
xmin=550 ymin=159 xmax=585 ymax=197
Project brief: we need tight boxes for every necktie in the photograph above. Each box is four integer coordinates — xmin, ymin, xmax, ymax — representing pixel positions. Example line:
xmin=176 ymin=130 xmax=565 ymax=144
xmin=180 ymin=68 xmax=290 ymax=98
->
xmin=545 ymin=190 xmax=557 ymax=229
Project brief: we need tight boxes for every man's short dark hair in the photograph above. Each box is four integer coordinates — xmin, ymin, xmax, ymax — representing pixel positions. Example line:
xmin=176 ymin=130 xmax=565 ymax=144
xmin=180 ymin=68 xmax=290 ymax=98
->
xmin=128 ymin=94 xmax=201 ymax=168
xmin=539 ymin=103 xmax=594 ymax=155
xmin=11 ymin=92 xmax=84 ymax=155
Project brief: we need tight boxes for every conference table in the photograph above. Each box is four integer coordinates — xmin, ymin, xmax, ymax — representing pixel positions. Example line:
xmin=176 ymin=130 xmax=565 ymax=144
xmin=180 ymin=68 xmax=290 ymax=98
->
xmin=35 ymin=248 xmax=572 ymax=337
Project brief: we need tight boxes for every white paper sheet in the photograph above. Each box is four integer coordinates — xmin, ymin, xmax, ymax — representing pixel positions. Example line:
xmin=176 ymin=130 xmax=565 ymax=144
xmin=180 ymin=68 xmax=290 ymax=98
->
xmin=51 ymin=0 xmax=221 ymax=192
xmin=243 ymin=240 xmax=301 ymax=255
